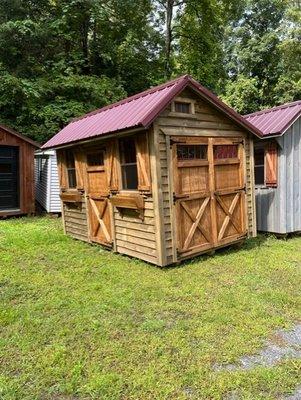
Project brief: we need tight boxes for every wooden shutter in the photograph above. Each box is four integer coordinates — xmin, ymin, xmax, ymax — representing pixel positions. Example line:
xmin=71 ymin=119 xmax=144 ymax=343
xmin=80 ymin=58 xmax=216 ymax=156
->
xmin=135 ymin=132 xmax=151 ymax=193
xmin=265 ymin=141 xmax=278 ymax=187
xmin=56 ymin=150 xmax=67 ymax=190
xmin=105 ymin=139 xmax=119 ymax=192
xmin=74 ymin=147 xmax=85 ymax=190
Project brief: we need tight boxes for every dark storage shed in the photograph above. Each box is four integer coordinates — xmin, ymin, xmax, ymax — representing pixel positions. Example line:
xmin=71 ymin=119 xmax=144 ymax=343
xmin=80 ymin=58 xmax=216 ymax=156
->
xmin=42 ymin=75 xmax=262 ymax=266
xmin=0 ymin=125 xmax=39 ymax=217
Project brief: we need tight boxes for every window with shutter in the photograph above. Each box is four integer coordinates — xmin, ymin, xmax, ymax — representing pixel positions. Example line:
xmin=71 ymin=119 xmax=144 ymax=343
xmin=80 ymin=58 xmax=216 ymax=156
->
xmin=265 ymin=141 xmax=278 ymax=187
xmin=135 ymin=132 xmax=151 ymax=193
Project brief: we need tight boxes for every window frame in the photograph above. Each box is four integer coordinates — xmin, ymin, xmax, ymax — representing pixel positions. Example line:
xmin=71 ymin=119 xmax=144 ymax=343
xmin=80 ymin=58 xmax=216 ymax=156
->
xmin=86 ymin=149 xmax=105 ymax=172
xmin=118 ymin=136 xmax=139 ymax=191
xmin=65 ymin=150 xmax=77 ymax=189
xmin=254 ymin=145 xmax=265 ymax=187
xmin=171 ymin=97 xmax=196 ymax=117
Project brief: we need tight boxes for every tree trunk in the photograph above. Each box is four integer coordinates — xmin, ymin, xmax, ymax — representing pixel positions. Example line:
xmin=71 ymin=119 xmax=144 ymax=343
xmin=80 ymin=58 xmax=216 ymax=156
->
xmin=164 ymin=0 xmax=174 ymax=79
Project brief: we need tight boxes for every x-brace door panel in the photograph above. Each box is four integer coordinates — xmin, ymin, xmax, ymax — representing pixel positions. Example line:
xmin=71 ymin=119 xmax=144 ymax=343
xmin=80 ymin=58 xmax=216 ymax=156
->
xmin=173 ymin=136 xmax=247 ymax=258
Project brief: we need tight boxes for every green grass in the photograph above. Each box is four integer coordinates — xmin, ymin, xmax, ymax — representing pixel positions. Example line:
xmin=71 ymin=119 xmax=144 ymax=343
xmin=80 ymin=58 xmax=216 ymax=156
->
xmin=0 ymin=216 xmax=300 ymax=400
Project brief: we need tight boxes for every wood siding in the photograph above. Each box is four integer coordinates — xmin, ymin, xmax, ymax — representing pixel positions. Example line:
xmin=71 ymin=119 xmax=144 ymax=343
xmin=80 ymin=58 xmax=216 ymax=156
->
xmin=63 ymin=200 xmax=89 ymax=241
xmin=114 ymin=198 xmax=158 ymax=264
xmin=57 ymin=87 xmax=256 ymax=266
xmin=0 ymin=127 xmax=36 ymax=217
xmin=155 ymin=88 xmax=256 ymax=264
xmin=256 ymin=117 xmax=301 ymax=234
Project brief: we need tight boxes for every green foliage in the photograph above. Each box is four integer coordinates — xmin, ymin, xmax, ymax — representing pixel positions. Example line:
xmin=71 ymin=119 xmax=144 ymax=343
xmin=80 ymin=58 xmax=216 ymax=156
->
xmin=0 ymin=72 xmax=126 ymax=143
xmin=0 ymin=0 xmax=299 ymax=142
xmin=0 ymin=216 xmax=301 ymax=398
xmin=223 ymin=0 xmax=300 ymax=112
xmin=222 ymin=76 xmax=263 ymax=114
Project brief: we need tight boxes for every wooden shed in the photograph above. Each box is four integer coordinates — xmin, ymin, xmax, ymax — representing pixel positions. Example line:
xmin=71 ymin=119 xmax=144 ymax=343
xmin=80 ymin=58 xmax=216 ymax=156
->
xmin=0 ymin=124 xmax=39 ymax=217
xmin=245 ymin=101 xmax=301 ymax=234
xmin=42 ymin=75 xmax=261 ymax=266
xmin=35 ymin=149 xmax=61 ymax=213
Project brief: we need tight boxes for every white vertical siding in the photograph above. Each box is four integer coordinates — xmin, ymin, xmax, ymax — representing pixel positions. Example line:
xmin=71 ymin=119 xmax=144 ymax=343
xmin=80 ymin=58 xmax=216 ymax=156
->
xmin=35 ymin=150 xmax=61 ymax=213
xmin=255 ymin=117 xmax=301 ymax=234
xmin=49 ymin=152 xmax=61 ymax=212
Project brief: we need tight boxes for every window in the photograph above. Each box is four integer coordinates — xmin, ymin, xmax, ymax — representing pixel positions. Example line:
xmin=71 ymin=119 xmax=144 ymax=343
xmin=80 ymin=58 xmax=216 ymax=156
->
xmin=177 ymin=145 xmax=207 ymax=160
xmin=254 ymin=147 xmax=265 ymax=185
xmin=66 ymin=151 xmax=77 ymax=188
xmin=87 ymin=151 xmax=104 ymax=167
xmin=119 ymin=138 xmax=138 ymax=190
xmin=214 ymin=145 xmax=238 ymax=159
xmin=174 ymin=101 xmax=191 ymax=114
xmin=37 ymin=157 xmax=47 ymax=182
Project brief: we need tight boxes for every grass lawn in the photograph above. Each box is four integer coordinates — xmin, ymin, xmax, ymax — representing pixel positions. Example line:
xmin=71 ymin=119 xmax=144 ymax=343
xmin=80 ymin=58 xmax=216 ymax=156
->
xmin=0 ymin=216 xmax=300 ymax=400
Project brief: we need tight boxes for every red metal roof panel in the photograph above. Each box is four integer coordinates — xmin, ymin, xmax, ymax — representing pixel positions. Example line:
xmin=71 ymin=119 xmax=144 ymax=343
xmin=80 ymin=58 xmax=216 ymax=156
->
xmin=42 ymin=75 xmax=262 ymax=149
xmin=244 ymin=101 xmax=301 ymax=136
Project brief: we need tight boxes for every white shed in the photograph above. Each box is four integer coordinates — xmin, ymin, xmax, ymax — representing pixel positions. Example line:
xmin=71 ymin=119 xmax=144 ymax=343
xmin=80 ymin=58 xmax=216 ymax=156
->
xmin=35 ymin=149 xmax=61 ymax=213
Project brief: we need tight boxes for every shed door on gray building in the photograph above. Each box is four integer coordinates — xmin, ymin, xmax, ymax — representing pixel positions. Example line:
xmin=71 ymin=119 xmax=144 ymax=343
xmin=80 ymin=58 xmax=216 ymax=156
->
xmin=0 ymin=146 xmax=19 ymax=210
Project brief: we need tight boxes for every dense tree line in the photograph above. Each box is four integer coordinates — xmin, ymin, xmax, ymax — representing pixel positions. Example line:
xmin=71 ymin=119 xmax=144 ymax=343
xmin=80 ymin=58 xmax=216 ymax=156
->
xmin=0 ymin=0 xmax=299 ymax=143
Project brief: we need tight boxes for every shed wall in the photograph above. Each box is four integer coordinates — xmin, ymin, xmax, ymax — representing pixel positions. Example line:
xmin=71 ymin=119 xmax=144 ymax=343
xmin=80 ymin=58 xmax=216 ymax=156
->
xmin=256 ymin=117 xmax=301 ymax=233
xmin=0 ymin=128 xmax=35 ymax=216
xmin=155 ymin=89 xmax=256 ymax=263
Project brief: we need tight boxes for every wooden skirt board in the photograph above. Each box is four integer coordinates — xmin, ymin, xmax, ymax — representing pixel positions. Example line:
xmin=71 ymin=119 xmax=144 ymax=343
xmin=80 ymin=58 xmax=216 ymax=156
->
xmin=172 ymin=136 xmax=247 ymax=258
xmin=86 ymin=147 xmax=112 ymax=246
xmin=0 ymin=146 xmax=19 ymax=210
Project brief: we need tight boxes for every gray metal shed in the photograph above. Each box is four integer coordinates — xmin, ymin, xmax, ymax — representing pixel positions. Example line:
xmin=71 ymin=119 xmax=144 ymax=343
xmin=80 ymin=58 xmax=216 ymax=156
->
xmin=35 ymin=149 xmax=61 ymax=213
xmin=245 ymin=101 xmax=301 ymax=234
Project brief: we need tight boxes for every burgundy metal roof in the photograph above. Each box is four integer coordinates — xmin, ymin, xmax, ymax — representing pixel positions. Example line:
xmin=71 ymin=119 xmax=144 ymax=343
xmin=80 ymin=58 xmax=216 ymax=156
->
xmin=42 ymin=75 xmax=262 ymax=149
xmin=244 ymin=101 xmax=301 ymax=137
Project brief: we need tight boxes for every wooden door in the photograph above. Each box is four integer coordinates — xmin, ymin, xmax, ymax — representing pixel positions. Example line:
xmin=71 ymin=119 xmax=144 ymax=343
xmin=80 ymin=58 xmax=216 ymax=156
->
xmin=86 ymin=149 xmax=112 ymax=246
xmin=0 ymin=146 xmax=19 ymax=210
xmin=173 ymin=137 xmax=246 ymax=258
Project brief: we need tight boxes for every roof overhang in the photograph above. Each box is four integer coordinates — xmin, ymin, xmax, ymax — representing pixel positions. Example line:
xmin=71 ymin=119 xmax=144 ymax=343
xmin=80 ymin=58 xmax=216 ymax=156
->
xmin=0 ymin=124 xmax=40 ymax=148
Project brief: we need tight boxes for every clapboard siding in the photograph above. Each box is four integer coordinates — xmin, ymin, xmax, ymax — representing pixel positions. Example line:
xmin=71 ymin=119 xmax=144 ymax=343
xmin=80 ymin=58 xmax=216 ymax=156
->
xmin=256 ymin=117 xmax=301 ymax=234
xmin=63 ymin=200 xmax=89 ymax=241
xmin=114 ymin=197 xmax=158 ymax=264
xmin=35 ymin=150 xmax=61 ymax=213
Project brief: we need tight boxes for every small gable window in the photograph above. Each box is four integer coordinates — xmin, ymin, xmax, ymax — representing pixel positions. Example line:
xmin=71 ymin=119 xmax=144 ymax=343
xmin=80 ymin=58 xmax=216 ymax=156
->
xmin=119 ymin=137 xmax=138 ymax=190
xmin=66 ymin=151 xmax=77 ymax=188
xmin=174 ymin=101 xmax=191 ymax=114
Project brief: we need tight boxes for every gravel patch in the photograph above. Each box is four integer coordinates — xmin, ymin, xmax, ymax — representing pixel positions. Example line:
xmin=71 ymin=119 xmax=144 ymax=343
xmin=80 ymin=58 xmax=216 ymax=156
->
xmin=284 ymin=386 xmax=301 ymax=399
xmin=215 ymin=323 xmax=301 ymax=371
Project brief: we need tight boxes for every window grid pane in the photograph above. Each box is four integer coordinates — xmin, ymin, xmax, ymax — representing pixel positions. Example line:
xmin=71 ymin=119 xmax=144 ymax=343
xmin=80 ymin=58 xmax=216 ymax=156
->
xmin=175 ymin=102 xmax=191 ymax=114
xmin=119 ymin=138 xmax=138 ymax=190
xmin=177 ymin=145 xmax=207 ymax=160
xmin=214 ymin=145 xmax=238 ymax=159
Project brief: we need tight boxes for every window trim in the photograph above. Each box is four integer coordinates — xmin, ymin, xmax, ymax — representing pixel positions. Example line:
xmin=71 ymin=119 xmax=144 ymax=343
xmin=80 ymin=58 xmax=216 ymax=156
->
xmin=118 ymin=137 xmax=139 ymax=191
xmin=171 ymin=97 xmax=196 ymax=117
xmin=65 ymin=150 xmax=77 ymax=189
xmin=254 ymin=146 xmax=265 ymax=187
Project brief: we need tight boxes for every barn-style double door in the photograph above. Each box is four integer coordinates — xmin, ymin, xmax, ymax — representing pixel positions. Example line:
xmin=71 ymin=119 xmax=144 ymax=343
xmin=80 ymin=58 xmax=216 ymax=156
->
xmin=172 ymin=137 xmax=247 ymax=258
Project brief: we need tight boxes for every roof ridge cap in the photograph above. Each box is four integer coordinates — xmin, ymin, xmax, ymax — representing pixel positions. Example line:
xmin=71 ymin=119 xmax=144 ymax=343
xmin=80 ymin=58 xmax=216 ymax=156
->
xmin=71 ymin=74 xmax=191 ymax=124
